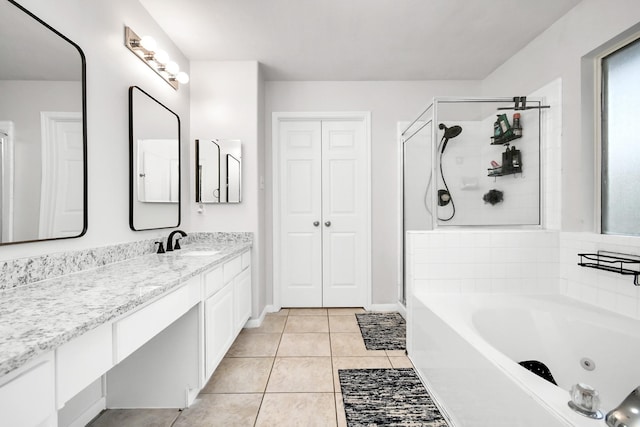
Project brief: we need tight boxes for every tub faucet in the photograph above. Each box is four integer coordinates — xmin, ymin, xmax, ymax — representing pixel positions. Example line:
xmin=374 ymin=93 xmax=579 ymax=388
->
xmin=606 ymin=387 xmax=640 ymax=427
xmin=167 ymin=230 xmax=187 ymax=251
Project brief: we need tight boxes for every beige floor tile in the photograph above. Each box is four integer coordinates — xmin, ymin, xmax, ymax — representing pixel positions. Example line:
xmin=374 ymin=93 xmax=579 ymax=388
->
xmin=277 ymin=333 xmax=331 ymax=357
xmin=288 ymin=308 xmax=328 ymax=316
xmin=327 ymin=307 xmax=365 ymax=316
xmin=266 ymin=357 xmax=334 ymax=392
xmin=256 ymin=393 xmax=337 ymax=427
xmin=389 ymin=356 xmax=414 ymax=368
xmin=284 ymin=315 xmax=329 ymax=333
xmin=89 ymin=409 xmax=179 ymax=427
xmin=269 ymin=308 xmax=290 ymax=316
xmin=173 ymin=394 xmax=262 ymax=427
xmin=201 ymin=357 xmax=274 ymax=393
xmin=332 ymin=356 xmax=392 ymax=391
xmin=329 ymin=315 xmax=360 ymax=333
xmin=385 ymin=349 xmax=407 ymax=357
xmin=336 ymin=393 xmax=347 ymax=427
xmin=226 ymin=333 xmax=281 ymax=357
xmin=243 ymin=315 xmax=287 ymax=334
xmin=330 ymin=333 xmax=386 ymax=357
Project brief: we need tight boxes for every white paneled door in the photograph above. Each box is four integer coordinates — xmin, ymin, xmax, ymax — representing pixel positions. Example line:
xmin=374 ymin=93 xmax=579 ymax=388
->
xmin=276 ymin=115 xmax=369 ymax=308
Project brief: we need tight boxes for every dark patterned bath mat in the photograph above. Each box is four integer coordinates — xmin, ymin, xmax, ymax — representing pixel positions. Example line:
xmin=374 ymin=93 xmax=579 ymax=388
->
xmin=355 ymin=312 xmax=406 ymax=350
xmin=339 ymin=368 xmax=448 ymax=427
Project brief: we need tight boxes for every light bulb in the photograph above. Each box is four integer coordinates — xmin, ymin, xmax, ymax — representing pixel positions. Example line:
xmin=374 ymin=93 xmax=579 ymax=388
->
xmin=154 ymin=49 xmax=169 ymax=65
xmin=176 ymin=72 xmax=189 ymax=84
xmin=165 ymin=61 xmax=179 ymax=75
xmin=139 ymin=35 xmax=156 ymax=51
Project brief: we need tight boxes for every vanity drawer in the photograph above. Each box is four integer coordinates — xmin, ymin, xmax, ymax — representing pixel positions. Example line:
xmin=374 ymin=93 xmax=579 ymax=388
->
xmin=204 ymin=267 xmax=223 ymax=298
xmin=114 ymin=277 xmax=200 ymax=363
xmin=56 ymin=322 xmax=112 ymax=406
xmin=241 ymin=250 xmax=251 ymax=270
xmin=0 ymin=354 xmax=55 ymax=427
xmin=223 ymin=256 xmax=242 ymax=284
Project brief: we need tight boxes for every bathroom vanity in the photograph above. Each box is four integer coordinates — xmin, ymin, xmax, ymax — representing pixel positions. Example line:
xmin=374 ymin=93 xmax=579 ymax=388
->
xmin=0 ymin=236 xmax=252 ymax=427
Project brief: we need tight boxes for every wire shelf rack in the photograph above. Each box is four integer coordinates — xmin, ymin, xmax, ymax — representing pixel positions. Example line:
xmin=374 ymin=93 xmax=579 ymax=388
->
xmin=577 ymin=251 xmax=640 ymax=286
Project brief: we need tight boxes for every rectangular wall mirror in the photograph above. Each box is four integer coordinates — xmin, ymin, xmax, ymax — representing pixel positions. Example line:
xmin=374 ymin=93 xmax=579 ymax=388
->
xmin=129 ymin=86 xmax=180 ymax=230
xmin=196 ymin=139 xmax=242 ymax=203
xmin=0 ymin=0 xmax=87 ymax=245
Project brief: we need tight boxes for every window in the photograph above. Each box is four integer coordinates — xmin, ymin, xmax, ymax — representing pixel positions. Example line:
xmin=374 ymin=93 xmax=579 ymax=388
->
xmin=601 ymin=37 xmax=640 ymax=236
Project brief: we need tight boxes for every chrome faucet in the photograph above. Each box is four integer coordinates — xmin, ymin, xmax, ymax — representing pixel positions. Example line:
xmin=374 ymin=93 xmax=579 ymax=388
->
xmin=606 ymin=387 xmax=640 ymax=427
xmin=166 ymin=230 xmax=187 ymax=251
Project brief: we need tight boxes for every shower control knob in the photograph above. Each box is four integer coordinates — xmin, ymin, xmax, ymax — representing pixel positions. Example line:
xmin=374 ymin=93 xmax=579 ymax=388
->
xmin=324 ymin=221 xmax=331 ymax=227
xmin=313 ymin=221 xmax=320 ymax=227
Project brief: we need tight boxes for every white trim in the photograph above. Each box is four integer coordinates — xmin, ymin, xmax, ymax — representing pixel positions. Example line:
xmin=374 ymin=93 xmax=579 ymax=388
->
xmin=0 ymin=121 xmax=14 ymax=242
xmin=67 ymin=396 xmax=106 ymax=427
xmin=396 ymin=301 xmax=407 ymax=319
xmin=244 ymin=304 xmax=279 ymax=328
xmin=272 ymin=111 xmax=372 ymax=309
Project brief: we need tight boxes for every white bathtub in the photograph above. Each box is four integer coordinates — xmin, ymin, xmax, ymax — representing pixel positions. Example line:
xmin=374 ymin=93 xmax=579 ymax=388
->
xmin=408 ymin=292 xmax=640 ymax=426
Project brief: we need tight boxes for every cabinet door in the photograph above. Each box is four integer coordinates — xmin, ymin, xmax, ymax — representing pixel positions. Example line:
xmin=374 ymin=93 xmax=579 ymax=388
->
xmin=234 ymin=266 xmax=252 ymax=333
xmin=204 ymin=283 xmax=234 ymax=379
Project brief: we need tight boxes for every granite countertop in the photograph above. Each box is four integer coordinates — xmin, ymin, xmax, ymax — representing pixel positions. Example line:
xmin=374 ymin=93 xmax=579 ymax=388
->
xmin=0 ymin=241 xmax=251 ymax=378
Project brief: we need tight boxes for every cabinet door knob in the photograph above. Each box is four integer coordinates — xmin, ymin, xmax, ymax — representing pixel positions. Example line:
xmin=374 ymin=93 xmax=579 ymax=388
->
xmin=324 ymin=221 xmax=331 ymax=227
xmin=313 ymin=221 xmax=320 ymax=227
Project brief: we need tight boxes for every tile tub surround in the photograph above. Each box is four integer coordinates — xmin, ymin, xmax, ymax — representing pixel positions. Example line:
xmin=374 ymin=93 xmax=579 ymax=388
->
xmin=0 ymin=237 xmax=252 ymax=378
xmin=0 ymin=232 xmax=252 ymax=290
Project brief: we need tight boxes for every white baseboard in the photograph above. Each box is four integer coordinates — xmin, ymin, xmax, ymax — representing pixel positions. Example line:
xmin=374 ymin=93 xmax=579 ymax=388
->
xmin=396 ymin=302 xmax=407 ymax=319
xmin=68 ymin=397 xmax=106 ymax=427
xmin=367 ymin=303 xmax=400 ymax=312
xmin=244 ymin=304 xmax=278 ymax=328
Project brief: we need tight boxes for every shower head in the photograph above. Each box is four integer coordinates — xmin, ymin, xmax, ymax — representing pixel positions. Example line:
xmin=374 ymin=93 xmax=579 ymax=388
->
xmin=438 ymin=124 xmax=463 ymax=153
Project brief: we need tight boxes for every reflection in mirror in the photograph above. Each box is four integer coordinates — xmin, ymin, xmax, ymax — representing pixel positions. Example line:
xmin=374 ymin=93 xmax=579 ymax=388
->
xmin=195 ymin=139 xmax=241 ymax=204
xmin=196 ymin=139 xmax=220 ymax=203
xmin=0 ymin=0 xmax=87 ymax=245
xmin=129 ymin=86 xmax=180 ymax=230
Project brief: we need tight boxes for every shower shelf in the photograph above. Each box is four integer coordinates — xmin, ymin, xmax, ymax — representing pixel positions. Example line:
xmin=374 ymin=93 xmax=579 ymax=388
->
xmin=577 ymin=252 xmax=640 ymax=286
xmin=487 ymin=166 xmax=522 ymax=177
xmin=490 ymin=134 xmax=522 ymax=145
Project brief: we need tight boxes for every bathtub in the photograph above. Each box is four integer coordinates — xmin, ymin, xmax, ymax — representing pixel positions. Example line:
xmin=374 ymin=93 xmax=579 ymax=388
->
xmin=408 ymin=292 xmax=640 ymax=426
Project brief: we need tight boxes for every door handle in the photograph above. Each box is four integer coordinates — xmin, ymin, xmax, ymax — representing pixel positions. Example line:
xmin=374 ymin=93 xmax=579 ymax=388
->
xmin=313 ymin=221 xmax=320 ymax=227
xmin=324 ymin=221 xmax=331 ymax=227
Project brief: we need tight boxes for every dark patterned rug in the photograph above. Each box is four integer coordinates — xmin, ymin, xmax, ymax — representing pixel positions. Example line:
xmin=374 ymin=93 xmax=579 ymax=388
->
xmin=355 ymin=312 xmax=406 ymax=350
xmin=339 ymin=368 xmax=448 ymax=427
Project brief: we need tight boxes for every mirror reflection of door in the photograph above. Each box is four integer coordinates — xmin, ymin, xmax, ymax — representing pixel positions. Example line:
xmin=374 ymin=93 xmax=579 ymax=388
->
xmin=195 ymin=139 xmax=241 ymax=204
xmin=196 ymin=139 xmax=220 ymax=203
xmin=226 ymin=154 xmax=241 ymax=203
xmin=137 ymin=139 xmax=179 ymax=203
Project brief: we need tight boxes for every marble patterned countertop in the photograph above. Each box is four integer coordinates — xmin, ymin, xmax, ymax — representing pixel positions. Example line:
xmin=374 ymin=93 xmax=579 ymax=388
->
xmin=0 ymin=241 xmax=251 ymax=378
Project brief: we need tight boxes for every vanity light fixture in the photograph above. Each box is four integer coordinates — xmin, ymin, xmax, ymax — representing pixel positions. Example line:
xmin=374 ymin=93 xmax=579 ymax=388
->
xmin=124 ymin=26 xmax=189 ymax=90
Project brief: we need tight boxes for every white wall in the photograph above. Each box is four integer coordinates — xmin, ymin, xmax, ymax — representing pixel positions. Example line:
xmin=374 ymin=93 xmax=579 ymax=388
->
xmin=265 ymin=80 xmax=482 ymax=304
xmin=0 ymin=0 xmax=190 ymax=260
xmin=482 ymin=0 xmax=640 ymax=231
xmin=189 ymin=61 xmax=265 ymax=317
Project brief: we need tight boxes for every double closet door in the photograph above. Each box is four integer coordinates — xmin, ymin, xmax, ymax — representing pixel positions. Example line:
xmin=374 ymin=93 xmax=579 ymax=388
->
xmin=277 ymin=118 xmax=369 ymax=308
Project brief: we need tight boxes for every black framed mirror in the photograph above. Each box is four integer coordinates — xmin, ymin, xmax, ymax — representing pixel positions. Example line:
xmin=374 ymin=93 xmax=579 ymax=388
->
xmin=129 ymin=86 xmax=180 ymax=230
xmin=0 ymin=0 xmax=87 ymax=245
xmin=195 ymin=139 xmax=242 ymax=204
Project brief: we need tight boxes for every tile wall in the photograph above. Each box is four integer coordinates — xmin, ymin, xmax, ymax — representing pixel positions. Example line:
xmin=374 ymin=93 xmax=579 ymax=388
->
xmin=408 ymin=230 xmax=560 ymax=295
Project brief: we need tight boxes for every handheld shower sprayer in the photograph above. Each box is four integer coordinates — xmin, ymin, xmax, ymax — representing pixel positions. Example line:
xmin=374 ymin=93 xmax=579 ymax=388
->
xmin=436 ymin=123 xmax=463 ymax=221
xmin=438 ymin=123 xmax=463 ymax=153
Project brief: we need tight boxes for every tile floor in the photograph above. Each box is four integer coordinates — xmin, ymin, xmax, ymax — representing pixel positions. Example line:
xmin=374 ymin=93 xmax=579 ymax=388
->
xmin=90 ymin=307 xmax=413 ymax=427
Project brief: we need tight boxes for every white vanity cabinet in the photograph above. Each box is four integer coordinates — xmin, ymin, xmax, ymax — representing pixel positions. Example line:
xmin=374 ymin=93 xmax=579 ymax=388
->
xmin=0 ymin=353 xmax=56 ymax=427
xmin=203 ymin=250 xmax=251 ymax=379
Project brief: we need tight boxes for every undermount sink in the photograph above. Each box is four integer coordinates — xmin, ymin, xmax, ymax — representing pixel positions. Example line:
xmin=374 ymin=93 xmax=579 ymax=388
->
xmin=178 ymin=250 xmax=220 ymax=257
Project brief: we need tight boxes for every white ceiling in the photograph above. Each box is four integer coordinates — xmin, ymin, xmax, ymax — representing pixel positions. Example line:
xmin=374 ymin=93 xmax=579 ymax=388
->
xmin=139 ymin=0 xmax=582 ymax=81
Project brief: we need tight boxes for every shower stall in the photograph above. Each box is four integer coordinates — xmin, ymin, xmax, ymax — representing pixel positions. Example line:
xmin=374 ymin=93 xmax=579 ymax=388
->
xmin=400 ymin=97 xmax=544 ymax=302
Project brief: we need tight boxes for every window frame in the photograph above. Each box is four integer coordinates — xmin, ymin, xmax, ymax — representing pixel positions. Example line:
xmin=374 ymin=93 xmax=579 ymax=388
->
xmin=596 ymin=33 xmax=640 ymax=236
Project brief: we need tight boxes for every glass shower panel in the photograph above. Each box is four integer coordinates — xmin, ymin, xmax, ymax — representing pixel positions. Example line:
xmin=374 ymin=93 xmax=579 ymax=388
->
xmin=404 ymin=121 xmax=433 ymax=232
xmin=434 ymin=99 xmax=541 ymax=226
